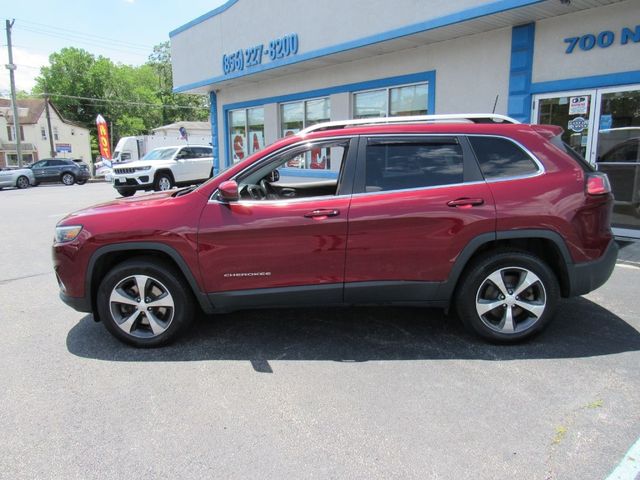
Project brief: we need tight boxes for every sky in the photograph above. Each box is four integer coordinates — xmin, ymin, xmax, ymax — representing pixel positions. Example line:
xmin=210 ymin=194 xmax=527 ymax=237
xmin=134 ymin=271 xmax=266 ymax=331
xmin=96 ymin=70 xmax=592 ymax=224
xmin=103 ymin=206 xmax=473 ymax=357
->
xmin=1 ymin=0 xmax=227 ymax=95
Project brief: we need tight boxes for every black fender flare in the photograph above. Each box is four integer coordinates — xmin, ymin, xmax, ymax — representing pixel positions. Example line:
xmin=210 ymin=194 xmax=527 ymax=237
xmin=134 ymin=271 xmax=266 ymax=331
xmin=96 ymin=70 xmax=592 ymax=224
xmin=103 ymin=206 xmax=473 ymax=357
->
xmin=86 ymin=242 xmax=214 ymax=314
xmin=438 ymin=229 xmax=574 ymax=301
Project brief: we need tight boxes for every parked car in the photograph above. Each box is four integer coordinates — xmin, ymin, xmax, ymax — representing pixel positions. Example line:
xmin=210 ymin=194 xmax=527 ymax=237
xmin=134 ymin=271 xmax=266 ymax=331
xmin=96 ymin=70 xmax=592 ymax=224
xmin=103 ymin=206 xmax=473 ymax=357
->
xmin=29 ymin=158 xmax=90 ymax=186
xmin=111 ymin=145 xmax=213 ymax=197
xmin=52 ymin=114 xmax=617 ymax=347
xmin=0 ymin=166 xmax=36 ymax=190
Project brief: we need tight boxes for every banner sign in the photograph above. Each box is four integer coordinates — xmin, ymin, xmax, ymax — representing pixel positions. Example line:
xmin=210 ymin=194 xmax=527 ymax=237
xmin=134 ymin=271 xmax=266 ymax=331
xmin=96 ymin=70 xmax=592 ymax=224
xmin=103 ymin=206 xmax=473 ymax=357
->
xmin=96 ymin=114 xmax=111 ymax=159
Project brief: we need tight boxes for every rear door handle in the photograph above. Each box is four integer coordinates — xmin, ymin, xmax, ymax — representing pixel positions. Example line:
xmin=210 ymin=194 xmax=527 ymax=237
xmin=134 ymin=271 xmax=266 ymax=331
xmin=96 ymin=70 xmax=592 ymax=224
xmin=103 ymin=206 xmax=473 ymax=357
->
xmin=447 ymin=198 xmax=485 ymax=208
xmin=304 ymin=209 xmax=340 ymax=219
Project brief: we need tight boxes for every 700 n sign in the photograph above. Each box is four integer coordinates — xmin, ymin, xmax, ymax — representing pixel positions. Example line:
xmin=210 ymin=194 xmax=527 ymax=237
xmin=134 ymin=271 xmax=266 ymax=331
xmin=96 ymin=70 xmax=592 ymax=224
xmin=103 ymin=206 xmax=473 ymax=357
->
xmin=564 ymin=25 xmax=639 ymax=54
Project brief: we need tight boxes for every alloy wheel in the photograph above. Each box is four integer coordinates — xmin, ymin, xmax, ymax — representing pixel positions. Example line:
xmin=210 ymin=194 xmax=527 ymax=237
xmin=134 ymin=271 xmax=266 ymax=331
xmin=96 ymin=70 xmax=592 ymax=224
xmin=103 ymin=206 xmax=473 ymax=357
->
xmin=475 ymin=267 xmax=547 ymax=334
xmin=62 ymin=173 xmax=74 ymax=185
xmin=17 ymin=176 xmax=29 ymax=189
xmin=108 ymin=274 xmax=175 ymax=339
xmin=158 ymin=177 xmax=171 ymax=190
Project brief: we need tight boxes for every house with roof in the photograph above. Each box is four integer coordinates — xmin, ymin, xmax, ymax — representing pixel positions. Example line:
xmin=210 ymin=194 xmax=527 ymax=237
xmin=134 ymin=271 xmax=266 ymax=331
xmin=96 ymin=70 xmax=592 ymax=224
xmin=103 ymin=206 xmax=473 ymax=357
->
xmin=0 ymin=98 xmax=91 ymax=168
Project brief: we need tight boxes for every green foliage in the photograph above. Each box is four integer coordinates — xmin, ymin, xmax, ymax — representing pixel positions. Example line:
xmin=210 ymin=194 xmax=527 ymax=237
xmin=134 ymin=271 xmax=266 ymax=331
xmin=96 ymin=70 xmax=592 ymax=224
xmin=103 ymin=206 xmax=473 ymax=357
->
xmin=32 ymin=44 xmax=209 ymax=150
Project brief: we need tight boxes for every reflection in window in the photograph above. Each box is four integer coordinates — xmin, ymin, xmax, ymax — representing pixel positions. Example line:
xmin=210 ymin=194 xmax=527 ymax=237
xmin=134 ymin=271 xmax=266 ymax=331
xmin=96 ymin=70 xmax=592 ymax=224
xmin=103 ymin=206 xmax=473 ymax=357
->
xmin=229 ymin=107 xmax=265 ymax=164
xmin=354 ymin=83 xmax=428 ymax=119
xmin=280 ymin=98 xmax=330 ymax=169
xmin=365 ymin=138 xmax=463 ymax=192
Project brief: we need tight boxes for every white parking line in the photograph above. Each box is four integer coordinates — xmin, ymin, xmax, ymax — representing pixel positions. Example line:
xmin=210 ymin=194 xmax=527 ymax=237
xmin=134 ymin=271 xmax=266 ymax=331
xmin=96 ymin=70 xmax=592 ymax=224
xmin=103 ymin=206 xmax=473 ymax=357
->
xmin=605 ymin=436 xmax=640 ymax=480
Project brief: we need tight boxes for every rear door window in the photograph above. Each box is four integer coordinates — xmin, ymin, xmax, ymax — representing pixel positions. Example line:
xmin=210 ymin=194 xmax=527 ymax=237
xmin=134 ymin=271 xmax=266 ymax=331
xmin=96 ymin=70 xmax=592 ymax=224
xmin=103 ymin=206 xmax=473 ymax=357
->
xmin=468 ymin=136 xmax=540 ymax=179
xmin=363 ymin=137 xmax=464 ymax=192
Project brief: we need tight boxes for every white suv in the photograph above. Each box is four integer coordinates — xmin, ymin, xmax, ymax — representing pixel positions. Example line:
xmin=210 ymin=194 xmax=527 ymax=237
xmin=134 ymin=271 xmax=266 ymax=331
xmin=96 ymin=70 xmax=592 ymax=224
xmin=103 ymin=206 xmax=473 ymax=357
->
xmin=112 ymin=145 xmax=213 ymax=197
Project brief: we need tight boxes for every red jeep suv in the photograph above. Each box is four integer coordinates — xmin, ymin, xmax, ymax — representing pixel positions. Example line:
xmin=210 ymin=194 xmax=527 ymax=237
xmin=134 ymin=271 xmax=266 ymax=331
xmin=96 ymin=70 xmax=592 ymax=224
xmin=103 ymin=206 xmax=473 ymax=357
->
xmin=53 ymin=114 xmax=618 ymax=347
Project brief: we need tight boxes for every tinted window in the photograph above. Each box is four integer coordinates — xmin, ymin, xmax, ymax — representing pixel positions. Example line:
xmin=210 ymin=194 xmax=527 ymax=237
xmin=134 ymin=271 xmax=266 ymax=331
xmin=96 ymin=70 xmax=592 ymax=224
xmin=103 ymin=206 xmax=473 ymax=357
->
xmin=194 ymin=147 xmax=212 ymax=157
xmin=600 ymin=139 xmax=640 ymax=163
xmin=364 ymin=138 xmax=463 ymax=192
xmin=49 ymin=160 xmax=66 ymax=166
xmin=469 ymin=136 xmax=539 ymax=179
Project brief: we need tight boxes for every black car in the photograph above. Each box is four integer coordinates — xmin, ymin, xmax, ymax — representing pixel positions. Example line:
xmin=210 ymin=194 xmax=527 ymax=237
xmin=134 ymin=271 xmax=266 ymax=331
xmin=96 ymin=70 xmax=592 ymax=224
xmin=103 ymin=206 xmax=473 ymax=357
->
xmin=29 ymin=158 xmax=91 ymax=186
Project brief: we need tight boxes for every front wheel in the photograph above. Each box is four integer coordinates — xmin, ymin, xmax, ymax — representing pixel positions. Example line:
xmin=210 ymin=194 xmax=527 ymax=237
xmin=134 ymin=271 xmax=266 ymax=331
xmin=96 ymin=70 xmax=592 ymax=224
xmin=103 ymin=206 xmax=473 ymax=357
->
xmin=154 ymin=173 xmax=173 ymax=191
xmin=61 ymin=172 xmax=75 ymax=186
xmin=96 ymin=258 xmax=195 ymax=347
xmin=117 ymin=189 xmax=135 ymax=197
xmin=455 ymin=250 xmax=560 ymax=343
xmin=16 ymin=176 xmax=30 ymax=189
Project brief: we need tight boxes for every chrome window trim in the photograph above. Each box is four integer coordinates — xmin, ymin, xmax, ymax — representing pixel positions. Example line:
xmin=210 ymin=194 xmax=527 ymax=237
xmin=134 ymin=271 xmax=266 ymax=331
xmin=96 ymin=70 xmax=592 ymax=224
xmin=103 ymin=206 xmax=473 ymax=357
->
xmin=210 ymin=193 xmax=352 ymax=206
xmin=208 ymin=132 xmax=548 ymax=203
xmin=349 ymin=180 xmax=488 ymax=199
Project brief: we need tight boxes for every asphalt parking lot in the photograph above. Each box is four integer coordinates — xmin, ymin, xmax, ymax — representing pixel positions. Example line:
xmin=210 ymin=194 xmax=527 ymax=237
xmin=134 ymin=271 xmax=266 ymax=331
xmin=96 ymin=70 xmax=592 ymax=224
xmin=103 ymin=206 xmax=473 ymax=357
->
xmin=0 ymin=182 xmax=639 ymax=479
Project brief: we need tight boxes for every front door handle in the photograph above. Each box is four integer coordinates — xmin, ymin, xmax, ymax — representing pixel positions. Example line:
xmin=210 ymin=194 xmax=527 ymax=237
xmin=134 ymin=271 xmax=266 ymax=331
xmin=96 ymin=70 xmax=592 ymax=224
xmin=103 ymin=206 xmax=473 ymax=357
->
xmin=304 ymin=209 xmax=340 ymax=219
xmin=447 ymin=198 xmax=485 ymax=208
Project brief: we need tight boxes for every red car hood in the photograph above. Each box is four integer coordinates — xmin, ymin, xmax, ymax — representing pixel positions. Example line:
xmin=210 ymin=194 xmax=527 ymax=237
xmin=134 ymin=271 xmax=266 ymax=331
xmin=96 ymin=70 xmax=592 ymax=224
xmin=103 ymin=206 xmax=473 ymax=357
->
xmin=60 ymin=190 xmax=177 ymax=223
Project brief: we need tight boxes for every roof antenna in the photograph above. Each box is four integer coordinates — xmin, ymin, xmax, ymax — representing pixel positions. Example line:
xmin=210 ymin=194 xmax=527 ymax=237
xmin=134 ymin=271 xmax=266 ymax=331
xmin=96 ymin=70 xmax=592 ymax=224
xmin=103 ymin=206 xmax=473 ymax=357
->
xmin=492 ymin=95 xmax=499 ymax=114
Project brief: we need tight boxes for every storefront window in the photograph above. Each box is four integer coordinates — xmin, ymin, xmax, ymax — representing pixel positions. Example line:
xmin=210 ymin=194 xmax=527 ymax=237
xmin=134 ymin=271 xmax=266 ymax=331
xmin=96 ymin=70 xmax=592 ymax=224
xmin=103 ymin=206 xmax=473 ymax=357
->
xmin=280 ymin=98 xmax=330 ymax=169
xmin=353 ymin=83 xmax=428 ymax=118
xmin=229 ymin=107 xmax=264 ymax=163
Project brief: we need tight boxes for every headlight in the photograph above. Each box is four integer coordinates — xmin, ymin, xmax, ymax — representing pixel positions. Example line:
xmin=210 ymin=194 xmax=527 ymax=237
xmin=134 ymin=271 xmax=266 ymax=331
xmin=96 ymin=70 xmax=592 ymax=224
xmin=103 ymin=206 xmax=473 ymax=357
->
xmin=55 ymin=225 xmax=83 ymax=243
xmin=135 ymin=166 xmax=152 ymax=171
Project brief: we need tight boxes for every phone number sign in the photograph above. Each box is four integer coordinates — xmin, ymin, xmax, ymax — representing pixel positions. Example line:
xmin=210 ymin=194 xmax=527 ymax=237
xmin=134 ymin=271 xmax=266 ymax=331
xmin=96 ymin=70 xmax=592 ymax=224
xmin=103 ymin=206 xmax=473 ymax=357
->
xmin=222 ymin=33 xmax=299 ymax=75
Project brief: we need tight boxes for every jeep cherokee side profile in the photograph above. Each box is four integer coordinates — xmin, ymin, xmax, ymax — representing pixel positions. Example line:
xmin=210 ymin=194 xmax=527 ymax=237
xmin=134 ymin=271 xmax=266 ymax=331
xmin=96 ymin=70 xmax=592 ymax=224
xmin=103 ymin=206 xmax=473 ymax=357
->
xmin=53 ymin=114 xmax=617 ymax=347
xmin=111 ymin=145 xmax=213 ymax=197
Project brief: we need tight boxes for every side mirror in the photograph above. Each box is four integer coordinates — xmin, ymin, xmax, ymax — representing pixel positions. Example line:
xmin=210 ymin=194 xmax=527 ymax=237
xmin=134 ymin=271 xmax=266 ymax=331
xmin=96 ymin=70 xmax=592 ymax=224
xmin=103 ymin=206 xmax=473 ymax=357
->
xmin=218 ymin=180 xmax=239 ymax=202
xmin=268 ymin=169 xmax=280 ymax=182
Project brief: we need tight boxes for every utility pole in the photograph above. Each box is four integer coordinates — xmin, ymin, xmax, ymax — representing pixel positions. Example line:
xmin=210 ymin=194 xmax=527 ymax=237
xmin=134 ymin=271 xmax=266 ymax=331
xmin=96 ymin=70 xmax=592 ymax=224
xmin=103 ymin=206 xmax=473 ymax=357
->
xmin=5 ymin=19 xmax=23 ymax=167
xmin=44 ymin=94 xmax=56 ymax=157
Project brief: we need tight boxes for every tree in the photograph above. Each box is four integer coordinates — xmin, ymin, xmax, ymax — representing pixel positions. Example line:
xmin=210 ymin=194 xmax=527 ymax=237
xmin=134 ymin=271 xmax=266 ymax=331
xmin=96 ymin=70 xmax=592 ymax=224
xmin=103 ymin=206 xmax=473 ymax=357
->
xmin=31 ymin=43 xmax=209 ymax=158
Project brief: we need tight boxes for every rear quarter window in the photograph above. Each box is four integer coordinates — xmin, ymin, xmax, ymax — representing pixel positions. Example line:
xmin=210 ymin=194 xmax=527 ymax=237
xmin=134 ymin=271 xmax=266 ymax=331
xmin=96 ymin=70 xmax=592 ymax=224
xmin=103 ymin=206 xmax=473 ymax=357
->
xmin=468 ymin=136 xmax=540 ymax=179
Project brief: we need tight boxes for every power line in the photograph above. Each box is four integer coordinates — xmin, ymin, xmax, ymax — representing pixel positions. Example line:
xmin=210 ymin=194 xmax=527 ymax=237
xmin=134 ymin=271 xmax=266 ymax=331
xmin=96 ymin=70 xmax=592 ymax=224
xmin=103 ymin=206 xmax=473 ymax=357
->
xmin=14 ymin=18 xmax=154 ymax=50
xmin=14 ymin=26 xmax=151 ymax=57
xmin=38 ymin=92 xmax=209 ymax=110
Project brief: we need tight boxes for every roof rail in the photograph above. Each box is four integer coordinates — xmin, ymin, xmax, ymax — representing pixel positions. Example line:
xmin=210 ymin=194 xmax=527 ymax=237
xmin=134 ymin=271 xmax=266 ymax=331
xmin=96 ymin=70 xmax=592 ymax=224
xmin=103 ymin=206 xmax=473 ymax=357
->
xmin=300 ymin=113 xmax=520 ymax=135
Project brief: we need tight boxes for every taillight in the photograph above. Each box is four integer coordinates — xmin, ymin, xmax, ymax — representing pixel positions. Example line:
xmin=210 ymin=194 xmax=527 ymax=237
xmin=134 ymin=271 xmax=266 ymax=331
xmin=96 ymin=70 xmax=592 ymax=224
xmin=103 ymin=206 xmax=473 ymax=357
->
xmin=586 ymin=172 xmax=611 ymax=196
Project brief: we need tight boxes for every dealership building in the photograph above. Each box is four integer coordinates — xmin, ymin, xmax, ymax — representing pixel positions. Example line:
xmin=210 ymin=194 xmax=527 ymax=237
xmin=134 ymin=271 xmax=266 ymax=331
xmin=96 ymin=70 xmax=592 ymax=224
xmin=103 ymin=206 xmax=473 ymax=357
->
xmin=170 ymin=0 xmax=640 ymax=238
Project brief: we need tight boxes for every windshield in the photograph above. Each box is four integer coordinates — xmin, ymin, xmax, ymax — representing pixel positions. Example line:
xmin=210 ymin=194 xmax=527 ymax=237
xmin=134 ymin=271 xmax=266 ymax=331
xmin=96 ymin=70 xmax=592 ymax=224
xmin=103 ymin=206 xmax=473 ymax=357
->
xmin=142 ymin=148 xmax=178 ymax=160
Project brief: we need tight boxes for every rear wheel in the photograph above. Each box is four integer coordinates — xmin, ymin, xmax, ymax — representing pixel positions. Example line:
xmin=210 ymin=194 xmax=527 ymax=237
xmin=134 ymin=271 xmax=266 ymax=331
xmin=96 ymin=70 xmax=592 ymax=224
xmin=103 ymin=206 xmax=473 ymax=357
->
xmin=96 ymin=258 xmax=195 ymax=347
xmin=16 ymin=176 xmax=30 ymax=189
xmin=117 ymin=189 xmax=135 ymax=197
xmin=154 ymin=173 xmax=173 ymax=191
xmin=61 ymin=172 xmax=75 ymax=185
xmin=455 ymin=250 xmax=560 ymax=343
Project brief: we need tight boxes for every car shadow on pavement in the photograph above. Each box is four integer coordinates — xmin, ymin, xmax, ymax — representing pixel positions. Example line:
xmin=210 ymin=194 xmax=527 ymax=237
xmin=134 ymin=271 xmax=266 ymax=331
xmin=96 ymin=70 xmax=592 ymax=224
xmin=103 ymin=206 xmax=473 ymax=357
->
xmin=66 ymin=296 xmax=640 ymax=368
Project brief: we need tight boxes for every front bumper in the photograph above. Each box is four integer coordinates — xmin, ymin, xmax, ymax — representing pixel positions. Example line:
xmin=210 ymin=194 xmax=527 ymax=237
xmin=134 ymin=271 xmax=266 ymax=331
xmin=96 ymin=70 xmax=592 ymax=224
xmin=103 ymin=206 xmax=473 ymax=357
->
xmin=567 ymin=239 xmax=618 ymax=296
xmin=59 ymin=291 xmax=92 ymax=313
xmin=112 ymin=175 xmax=152 ymax=189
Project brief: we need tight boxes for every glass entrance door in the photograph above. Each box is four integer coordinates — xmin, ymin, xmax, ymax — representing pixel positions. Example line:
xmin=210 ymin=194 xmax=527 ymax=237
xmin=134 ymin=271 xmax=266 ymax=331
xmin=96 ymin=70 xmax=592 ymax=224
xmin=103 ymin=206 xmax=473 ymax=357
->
xmin=532 ymin=89 xmax=596 ymax=162
xmin=533 ymin=85 xmax=640 ymax=238
xmin=593 ymin=85 xmax=640 ymax=236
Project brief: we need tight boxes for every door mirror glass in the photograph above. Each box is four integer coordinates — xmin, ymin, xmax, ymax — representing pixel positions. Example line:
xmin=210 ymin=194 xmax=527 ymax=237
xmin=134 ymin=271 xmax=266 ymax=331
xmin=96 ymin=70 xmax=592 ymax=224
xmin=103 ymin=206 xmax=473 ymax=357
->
xmin=218 ymin=180 xmax=239 ymax=202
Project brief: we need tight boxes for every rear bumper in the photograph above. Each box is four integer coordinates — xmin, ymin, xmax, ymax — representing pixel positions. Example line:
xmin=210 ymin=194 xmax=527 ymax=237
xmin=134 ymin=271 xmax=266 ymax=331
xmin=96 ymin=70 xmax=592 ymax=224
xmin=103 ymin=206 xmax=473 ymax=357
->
xmin=567 ymin=239 xmax=618 ymax=296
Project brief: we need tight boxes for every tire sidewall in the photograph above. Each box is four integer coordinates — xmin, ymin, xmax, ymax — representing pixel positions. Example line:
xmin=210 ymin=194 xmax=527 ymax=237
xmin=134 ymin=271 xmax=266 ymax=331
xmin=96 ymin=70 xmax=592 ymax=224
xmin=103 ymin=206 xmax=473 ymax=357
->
xmin=154 ymin=173 xmax=173 ymax=191
xmin=61 ymin=173 xmax=75 ymax=185
xmin=456 ymin=251 xmax=560 ymax=343
xmin=96 ymin=259 xmax=194 ymax=347
xmin=16 ymin=176 xmax=29 ymax=189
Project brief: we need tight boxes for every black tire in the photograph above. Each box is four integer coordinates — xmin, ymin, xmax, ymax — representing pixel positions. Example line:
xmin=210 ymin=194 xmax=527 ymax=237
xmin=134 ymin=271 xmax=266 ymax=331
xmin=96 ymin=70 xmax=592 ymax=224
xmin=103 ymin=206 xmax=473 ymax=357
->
xmin=76 ymin=179 xmax=87 ymax=185
xmin=154 ymin=172 xmax=174 ymax=191
xmin=33 ymin=181 xmax=40 ymax=187
xmin=96 ymin=257 xmax=195 ymax=347
xmin=16 ymin=175 xmax=30 ymax=189
xmin=455 ymin=249 xmax=560 ymax=343
xmin=117 ymin=189 xmax=135 ymax=197
xmin=61 ymin=172 xmax=75 ymax=186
